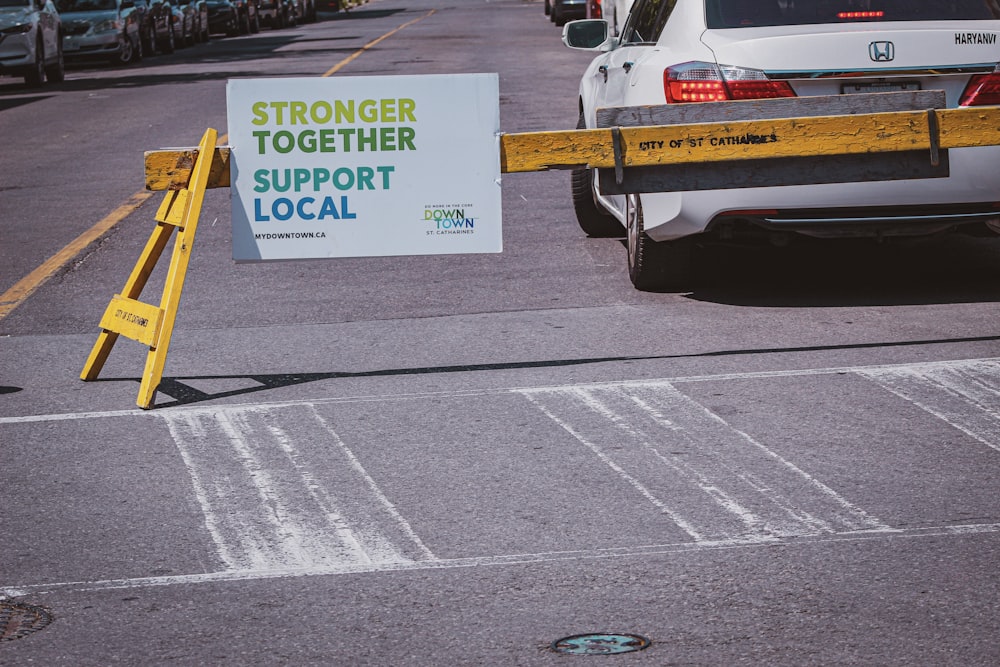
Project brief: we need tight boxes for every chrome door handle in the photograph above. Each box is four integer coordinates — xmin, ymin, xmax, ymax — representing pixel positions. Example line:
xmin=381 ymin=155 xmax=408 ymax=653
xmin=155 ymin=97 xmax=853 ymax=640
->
xmin=623 ymin=61 xmax=634 ymax=73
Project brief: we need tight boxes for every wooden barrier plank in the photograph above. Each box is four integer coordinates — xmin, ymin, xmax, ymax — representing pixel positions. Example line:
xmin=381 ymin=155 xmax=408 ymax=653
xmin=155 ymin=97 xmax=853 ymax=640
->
xmin=142 ymin=106 xmax=1000 ymax=186
xmin=597 ymin=91 xmax=951 ymax=194
xmin=144 ymin=146 xmax=231 ymax=191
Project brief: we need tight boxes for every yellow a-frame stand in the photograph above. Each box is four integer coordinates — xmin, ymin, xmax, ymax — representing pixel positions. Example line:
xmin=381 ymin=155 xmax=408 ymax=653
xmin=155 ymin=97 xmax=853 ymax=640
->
xmin=81 ymin=128 xmax=217 ymax=409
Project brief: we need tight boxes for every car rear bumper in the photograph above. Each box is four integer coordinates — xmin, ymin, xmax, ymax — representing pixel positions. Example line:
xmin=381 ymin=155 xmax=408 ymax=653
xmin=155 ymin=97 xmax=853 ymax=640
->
xmin=637 ymin=145 xmax=1000 ymax=242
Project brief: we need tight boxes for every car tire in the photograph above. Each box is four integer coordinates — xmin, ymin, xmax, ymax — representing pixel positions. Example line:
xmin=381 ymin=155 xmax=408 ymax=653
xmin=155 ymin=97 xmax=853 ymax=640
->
xmin=250 ymin=7 xmax=260 ymax=32
xmin=24 ymin=39 xmax=45 ymax=87
xmin=544 ymin=0 xmax=550 ymax=15
xmin=44 ymin=39 xmax=65 ymax=83
xmin=239 ymin=9 xmax=250 ymax=33
xmin=142 ymin=26 xmax=155 ymax=55
xmin=162 ymin=23 xmax=175 ymax=53
xmin=571 ymin=113 xmax=621 ymax=237
xmin=626 ymin=194 xmax=695 ymax=291
xmin=112 ymin=33 xmax=137 ymax=65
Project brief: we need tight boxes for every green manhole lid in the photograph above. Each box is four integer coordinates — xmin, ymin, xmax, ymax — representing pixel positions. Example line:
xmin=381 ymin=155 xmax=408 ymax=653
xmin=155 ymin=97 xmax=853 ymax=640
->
xmin=552 ymin=633 xmax=650 ymax=655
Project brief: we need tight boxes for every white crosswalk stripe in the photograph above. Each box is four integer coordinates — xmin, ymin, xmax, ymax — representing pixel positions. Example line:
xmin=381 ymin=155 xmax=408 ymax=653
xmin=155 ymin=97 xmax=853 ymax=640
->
xmin=163 ymin=403 xmax=435 ymax=572
xmin=519 ymin=382 xmax=891 ymax=544
xmin=858 ymin=359 xmax=1000 ymax=453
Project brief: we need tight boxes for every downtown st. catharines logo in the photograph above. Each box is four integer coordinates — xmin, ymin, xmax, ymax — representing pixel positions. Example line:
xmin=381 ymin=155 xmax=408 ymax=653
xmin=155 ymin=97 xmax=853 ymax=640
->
xmin=423 ymin=204 xmax=476 ymax=235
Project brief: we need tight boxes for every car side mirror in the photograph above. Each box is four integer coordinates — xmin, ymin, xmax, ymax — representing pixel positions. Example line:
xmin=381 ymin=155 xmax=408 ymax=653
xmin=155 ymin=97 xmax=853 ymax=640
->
xmin=562 ymin=19 xmax=615 ymax=51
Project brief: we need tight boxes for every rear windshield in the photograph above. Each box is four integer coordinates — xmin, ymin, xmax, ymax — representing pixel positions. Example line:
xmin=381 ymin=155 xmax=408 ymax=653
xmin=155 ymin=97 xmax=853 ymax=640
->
xmin=707 ymin=1 xmax=1000 ymax=28
xmin=56 ymin=0 xmax=116 ymax=9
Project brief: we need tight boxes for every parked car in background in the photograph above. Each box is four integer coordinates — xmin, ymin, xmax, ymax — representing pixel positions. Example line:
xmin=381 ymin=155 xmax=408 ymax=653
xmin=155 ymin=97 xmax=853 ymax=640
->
xmin=605 ymin=0 xmax=633 ymax=34
xmin=231 ymin=0 xmax=258 ymax=33
xmin=171 ymin=0 xmax=205 ymax=44
xmin=258 ymin=0 xmax=293 ymax=28
xmin=143 ymin=0 xmax=175 ymax=52
xmin=545 ymin=0 xmax=586 ymax=26
xmin=0 ymin=0 xmax=63 ymax=85
xmin=189 ymin=0 xmax=206 ymax=39
xmin=58 ymin=0 xmax=142 ymax=65
xmin=290 ymin=0 xmax=313 ymax=23
xmin=205 ymin=0 xmax=237 ymax=34
xmin=564 ymin=0 xmax=1000 ymax=290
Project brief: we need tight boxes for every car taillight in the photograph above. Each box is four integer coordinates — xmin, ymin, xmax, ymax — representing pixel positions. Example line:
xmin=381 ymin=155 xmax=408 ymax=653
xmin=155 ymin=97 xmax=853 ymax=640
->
xmin=837 ymin=11 xmax=884 ymax=19
xmin=664 ymin=62 xmax=795 ymax=104
xmin=959 ymin=68 xmax=1000 ymax=107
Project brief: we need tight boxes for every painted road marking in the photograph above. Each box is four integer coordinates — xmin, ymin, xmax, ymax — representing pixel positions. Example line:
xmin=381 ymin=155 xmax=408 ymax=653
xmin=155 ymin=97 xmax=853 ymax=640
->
xmin=0 ymin=192 xmax=154 ymax=320
xmin=163 ymin=403 xmax=434 ymax=571
xmin=859 ymin=359 xmax=1000 ymax=453
xmin=5 ymin=522 xmax=999 ymax=598
xmin=519 ymin=383 xmax=890 ymax=543
xmin=5 ymin=357 xmax=999 ymax=426
xmin=3 ymin=357 xmax=999 ymax=597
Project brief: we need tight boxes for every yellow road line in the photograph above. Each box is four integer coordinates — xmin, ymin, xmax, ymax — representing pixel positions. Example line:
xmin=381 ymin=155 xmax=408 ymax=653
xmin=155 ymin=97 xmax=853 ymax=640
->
xmin=322 ymin=9 xmax=436 ymax=77
xmin=0 ymin=192 xmax=155 ymax=320
xmin=0 ymin=10 xmax=434 ymax=322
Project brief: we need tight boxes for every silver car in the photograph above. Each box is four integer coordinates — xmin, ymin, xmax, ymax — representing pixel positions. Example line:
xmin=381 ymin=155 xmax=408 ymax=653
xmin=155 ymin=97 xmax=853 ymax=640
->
xmin=58 ymin=0 xmax=142 ymax=65
xmin=0 ymin=0 xmax=64 ymax=86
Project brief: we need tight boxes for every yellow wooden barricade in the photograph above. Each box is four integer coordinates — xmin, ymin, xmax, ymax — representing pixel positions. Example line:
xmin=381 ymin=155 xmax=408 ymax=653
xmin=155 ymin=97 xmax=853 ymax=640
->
xmin=81 ymin=128 xmax=218 ymax=409
xmin=85 ymin=96 xmax=1000 ymax=409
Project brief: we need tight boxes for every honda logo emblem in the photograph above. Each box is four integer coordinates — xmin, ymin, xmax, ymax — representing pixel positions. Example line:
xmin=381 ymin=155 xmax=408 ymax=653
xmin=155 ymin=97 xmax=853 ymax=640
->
xmin=869 ymin=41 xmax=895 ymax=62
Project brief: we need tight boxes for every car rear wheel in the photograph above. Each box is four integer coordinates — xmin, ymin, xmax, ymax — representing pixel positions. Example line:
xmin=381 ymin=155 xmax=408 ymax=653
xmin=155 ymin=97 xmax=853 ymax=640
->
xmin=626 ymin=194 xmax=695 ymax=291
xmin=161 ymin=23 xmax=175 ymax=53
xmin=112 ymin=33 xmax=137 ymax=65
xmin=142 ymin=26 xmax=154 ymax=54
xmin=249 ymin=7 xmax=260 ymax=32
xmin=571 ymin=113 xmax=621 ymax=237
xmin=24 ymin=39 xmax=45 ymax=87
xmin=44 ymin=40 xmax=65 ymax=83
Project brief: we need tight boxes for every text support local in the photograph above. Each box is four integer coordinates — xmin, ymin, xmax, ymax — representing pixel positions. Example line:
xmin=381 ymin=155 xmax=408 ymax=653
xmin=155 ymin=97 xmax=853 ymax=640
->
xmin=250 ymin=98 xmax=417 ymax=155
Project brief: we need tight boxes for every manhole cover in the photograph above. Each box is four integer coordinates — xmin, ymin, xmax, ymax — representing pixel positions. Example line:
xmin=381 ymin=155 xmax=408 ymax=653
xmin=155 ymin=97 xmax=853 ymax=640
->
xmin=1 ymin=601 xmax=53 ymax=642
xmin=551 ymin=633 xmax=650 ymax=655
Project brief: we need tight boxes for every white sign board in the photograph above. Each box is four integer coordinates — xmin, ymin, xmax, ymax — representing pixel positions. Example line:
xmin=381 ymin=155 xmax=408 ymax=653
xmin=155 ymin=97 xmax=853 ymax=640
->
xmin=226 ymin=74 xmax=502 ymax=262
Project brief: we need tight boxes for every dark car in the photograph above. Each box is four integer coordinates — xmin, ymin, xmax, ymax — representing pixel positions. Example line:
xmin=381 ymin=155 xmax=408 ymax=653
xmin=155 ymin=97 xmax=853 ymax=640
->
xmin=257 ymin=0 xmax=294 ymax=28
xmin=289 ymin=0 xmax=312 ymax=23
xmin=545 ymin=0 xmax=586 ymax=26
xmin=206 ymin=0 xmax=254 ymax=35
xmin=232 ymin=0 xmax=258 ymax=32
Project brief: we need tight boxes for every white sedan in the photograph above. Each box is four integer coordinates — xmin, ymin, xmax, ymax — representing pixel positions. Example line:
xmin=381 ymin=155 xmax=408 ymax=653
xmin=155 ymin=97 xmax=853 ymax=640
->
xmin=564 ymin=0 xmax=1000 ymax=290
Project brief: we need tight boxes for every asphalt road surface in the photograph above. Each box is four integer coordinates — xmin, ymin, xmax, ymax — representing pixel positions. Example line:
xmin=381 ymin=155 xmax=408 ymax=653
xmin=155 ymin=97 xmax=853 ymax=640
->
xmin=2 ymin=0 xmax=1000 ymax=664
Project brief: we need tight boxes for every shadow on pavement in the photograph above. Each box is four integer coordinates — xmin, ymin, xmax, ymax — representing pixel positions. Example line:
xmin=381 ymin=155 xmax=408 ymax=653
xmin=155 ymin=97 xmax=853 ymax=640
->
xmin=91 ymin=333 xmax=1000 ymax=408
